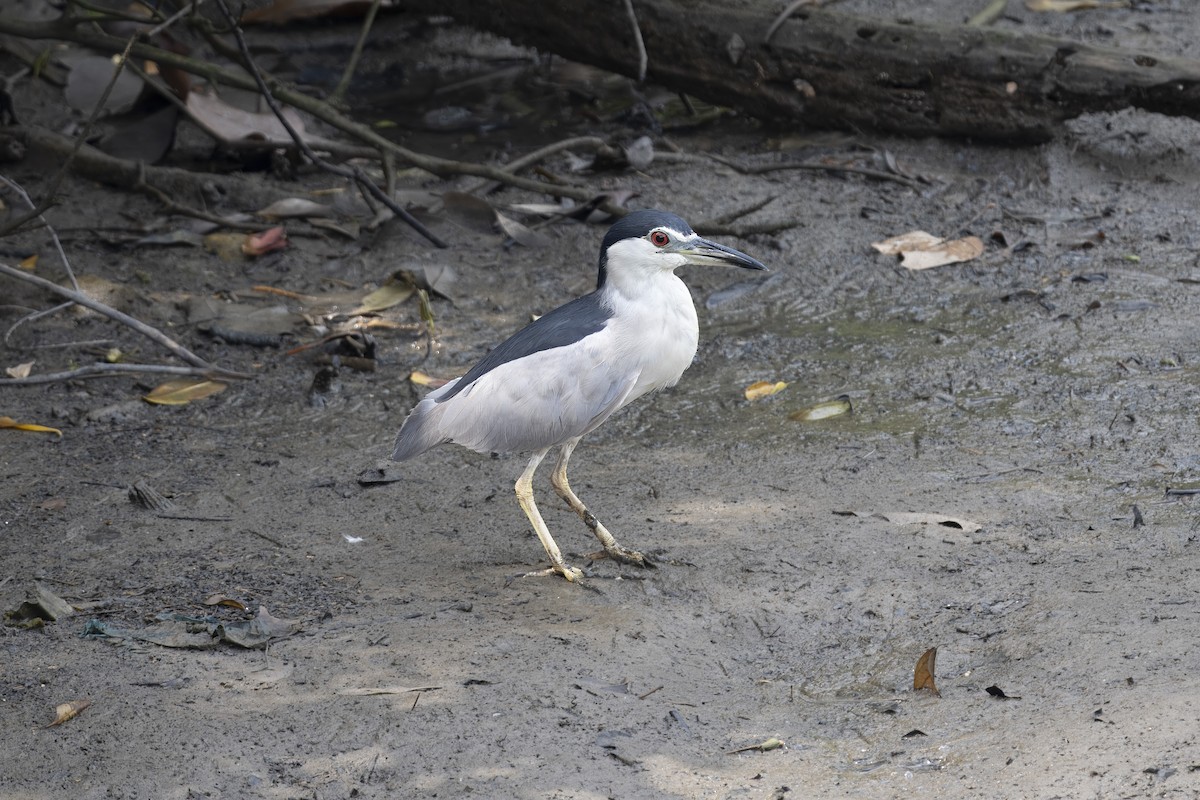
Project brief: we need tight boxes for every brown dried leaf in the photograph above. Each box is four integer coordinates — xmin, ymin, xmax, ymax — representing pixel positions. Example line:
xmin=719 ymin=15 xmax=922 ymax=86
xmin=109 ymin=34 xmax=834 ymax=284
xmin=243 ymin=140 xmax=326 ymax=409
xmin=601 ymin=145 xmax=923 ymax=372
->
xmin=143 ymin=379 xmax=228 ymax=406
xmin=871 ymin=230 xmax=942 ymax=255
xmin=914 ymin=647 xmax=939 ymax=695
xmin=46 ymin=699 xmax=91 ymax=727
xmin=872 ymin=231 xmax=984 ymax=271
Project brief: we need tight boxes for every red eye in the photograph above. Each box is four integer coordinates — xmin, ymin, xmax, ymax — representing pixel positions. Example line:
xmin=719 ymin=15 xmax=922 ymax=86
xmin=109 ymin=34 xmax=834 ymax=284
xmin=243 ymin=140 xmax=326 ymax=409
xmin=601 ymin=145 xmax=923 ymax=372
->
xmin=650 ymin=230 xmax=670 ymax=247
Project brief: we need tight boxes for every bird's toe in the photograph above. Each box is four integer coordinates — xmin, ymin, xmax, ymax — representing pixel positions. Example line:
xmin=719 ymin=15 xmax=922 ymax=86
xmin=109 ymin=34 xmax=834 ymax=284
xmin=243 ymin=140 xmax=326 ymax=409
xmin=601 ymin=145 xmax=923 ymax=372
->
xmin=592 ymin=546 xmax=656 ymax=569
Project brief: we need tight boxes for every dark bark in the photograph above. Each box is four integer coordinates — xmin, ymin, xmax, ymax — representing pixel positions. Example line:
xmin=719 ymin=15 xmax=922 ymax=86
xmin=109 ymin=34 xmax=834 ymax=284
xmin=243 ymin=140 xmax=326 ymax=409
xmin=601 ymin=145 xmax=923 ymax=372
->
xmin=412 ymin=0 xmax=1200 ymax=143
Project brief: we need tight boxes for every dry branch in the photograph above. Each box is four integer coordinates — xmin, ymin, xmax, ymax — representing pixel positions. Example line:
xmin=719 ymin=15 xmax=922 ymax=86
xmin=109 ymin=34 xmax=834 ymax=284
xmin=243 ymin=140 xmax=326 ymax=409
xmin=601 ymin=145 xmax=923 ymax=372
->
xmin=409 ymin=0 xmax=1200 ymax=143
xmin=0 ymin=15 xmax=630 ymax=216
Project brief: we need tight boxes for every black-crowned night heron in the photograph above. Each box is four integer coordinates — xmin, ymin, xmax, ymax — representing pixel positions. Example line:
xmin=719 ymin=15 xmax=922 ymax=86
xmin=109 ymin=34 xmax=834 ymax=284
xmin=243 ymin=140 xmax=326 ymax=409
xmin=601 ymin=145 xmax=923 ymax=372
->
xmin=391 ymin=209 xmax=767 ymax=581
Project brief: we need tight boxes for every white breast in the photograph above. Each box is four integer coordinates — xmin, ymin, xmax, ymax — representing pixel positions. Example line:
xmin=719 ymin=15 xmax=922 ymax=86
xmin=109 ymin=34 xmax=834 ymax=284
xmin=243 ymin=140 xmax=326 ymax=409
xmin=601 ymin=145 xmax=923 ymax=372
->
xmin=601 ymin=271 xmax=700 ymax=404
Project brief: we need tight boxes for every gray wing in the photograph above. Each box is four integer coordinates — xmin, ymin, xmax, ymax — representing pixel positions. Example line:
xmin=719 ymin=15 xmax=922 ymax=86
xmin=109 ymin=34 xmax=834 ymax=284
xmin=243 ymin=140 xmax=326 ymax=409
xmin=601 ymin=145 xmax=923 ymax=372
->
xmin=391 ymin=332 xmax=639 ymax=459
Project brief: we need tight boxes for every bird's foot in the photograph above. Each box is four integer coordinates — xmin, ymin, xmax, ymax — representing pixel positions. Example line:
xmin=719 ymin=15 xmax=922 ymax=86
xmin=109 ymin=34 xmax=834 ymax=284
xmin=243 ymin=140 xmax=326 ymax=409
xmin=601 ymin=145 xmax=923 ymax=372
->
xmin=519 ymin=563 xmax=586 ymax=582
xmin=589 ymin=544 xmax=657 ymax=569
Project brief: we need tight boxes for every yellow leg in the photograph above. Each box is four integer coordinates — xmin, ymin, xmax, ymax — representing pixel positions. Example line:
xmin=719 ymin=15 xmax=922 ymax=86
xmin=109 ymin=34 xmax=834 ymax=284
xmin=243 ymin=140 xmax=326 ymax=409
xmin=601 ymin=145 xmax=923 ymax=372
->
xmin=550 ymin=439 xmax=654 ymax=568
xmin=515 ymin=450 xmax=584 ymax=581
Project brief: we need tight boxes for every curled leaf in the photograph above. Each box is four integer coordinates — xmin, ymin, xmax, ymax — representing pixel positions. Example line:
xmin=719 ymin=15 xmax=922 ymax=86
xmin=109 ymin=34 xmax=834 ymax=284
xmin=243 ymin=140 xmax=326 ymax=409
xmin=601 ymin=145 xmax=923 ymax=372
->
xmin=790 ymin=396 xmax=852 ymax=422
xmin=203 ymin=594 xmax=250 ymax=612
xmin=143 ymin=379 xmax=228 ymax=406
xmin=47 ymin=699 xmax=91 ymax=727
xmin=744 ymin=380 xmax=787 ymax=401
xmin=0 ymin=416 xmax=63 ymax=438
xmin=914 ymin=647 xmax=939 ymax=696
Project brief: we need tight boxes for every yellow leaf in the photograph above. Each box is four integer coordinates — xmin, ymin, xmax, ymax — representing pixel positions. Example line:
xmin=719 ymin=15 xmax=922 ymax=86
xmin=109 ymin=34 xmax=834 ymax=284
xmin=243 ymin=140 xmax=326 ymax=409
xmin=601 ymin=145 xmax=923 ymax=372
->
xmin=350 ymin=274 xmax=416 ymax=315
xmin=203 ymin=594 xmax=250 ymax=612
xmin=1026 ymin=0 xmax=1126 ymax=10
xmin=46 ymin=699 xmax=91 ymax=727
xmin=143 ymin=379 xmax=228 ymax=405
xmin=0 ymin=416 xmax=63 ymax=438
xmin=19 ymin=254 xmax=38 ymax=271
xmin=409 ymin=371 xmax=449 ymax=389
xmin=744 ymin=380 xmax=787 ymax=401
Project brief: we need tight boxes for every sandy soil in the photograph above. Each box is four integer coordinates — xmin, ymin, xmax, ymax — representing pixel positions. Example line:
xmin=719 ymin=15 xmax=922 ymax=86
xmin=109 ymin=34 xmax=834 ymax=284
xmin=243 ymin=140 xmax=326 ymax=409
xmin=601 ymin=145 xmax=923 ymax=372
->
xmin=3 ymin=3 xmax=1200 ymax=799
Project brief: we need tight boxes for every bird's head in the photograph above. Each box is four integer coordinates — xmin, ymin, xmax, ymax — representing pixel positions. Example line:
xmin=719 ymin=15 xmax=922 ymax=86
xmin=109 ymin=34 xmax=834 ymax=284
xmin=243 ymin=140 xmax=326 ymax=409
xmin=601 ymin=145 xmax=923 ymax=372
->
xmin=597 ymin=210 xmax=767 ymax=290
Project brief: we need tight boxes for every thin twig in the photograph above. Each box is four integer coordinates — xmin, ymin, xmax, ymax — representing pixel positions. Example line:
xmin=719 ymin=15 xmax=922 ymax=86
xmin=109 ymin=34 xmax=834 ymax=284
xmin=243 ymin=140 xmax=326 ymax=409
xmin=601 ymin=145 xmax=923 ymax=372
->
xmin=621 ymin=0 xmax=648 ymax=83
xmin=764 ymin=0 xmax=828 ymax=46
xmin=213 ymin=0 xmax=447 ymax=247
xmin=654 ymin=150 xmax=924 ymax=189
xmin=4 ymin=301 xmax=73 ymax=345
xmin=330 ymin=0 xmax=382 ymax=104
xmin=0 ymin=262 xmax=254 ymax=379
xmin=463 ymin=136 xmax=608 ymax=194
xmin=0 ymin=362 xmax=239 ymax=385
xmin=134 ymin=162 xmax=264 ymax=231
xmin=39 ymin=30 xmax=140 ymax=227
xmin=0 ymin=174 xmax=77 ymax=286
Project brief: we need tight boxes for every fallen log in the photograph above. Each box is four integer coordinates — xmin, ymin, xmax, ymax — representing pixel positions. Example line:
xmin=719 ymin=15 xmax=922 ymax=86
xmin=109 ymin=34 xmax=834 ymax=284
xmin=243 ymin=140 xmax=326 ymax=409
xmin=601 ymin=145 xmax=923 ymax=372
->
xmin=413 ymin=0 xmax=1200 ymax=143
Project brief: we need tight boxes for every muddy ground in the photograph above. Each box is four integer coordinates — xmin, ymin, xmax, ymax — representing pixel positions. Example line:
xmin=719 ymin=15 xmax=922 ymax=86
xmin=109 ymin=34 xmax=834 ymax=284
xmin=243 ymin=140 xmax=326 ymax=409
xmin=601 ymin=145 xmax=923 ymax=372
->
xmin=3 ymin=2 xmax=1200 ymax=799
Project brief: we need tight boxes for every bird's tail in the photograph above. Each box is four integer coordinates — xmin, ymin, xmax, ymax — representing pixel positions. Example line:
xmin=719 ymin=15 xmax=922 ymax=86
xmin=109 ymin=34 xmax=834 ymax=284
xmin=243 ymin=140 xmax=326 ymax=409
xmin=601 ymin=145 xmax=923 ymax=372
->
xmin=391 ymin=398 xmax=448 ymax=461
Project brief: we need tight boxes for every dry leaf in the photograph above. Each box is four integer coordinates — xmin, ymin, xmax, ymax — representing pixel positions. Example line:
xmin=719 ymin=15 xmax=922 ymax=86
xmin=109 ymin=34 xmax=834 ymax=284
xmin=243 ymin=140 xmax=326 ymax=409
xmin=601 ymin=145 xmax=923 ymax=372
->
xmin=46 ymin=699 xmax=91 ymax=727
xmin=64 ymin=54 xmax=144 ymax=115
xmin=256 ymin=198 xmax=334 ymax=220
xmin=350 ymin=274 xmax=416 ymax=315
xmin=914 ymin=647 xmax=939 ymax=695
xmin=871 ymin=230 xmax=941 ymax=255
xmin=19 ymin=254 xmax=37 ymax=271
xmin=872 ymin=230 xmax=984 ymax=271
xmin=0 ymin=416 xmax=63 ymax=438
xmin=1025 ymin=0 xmax=1126 ymax=10
xmin=744 ymin=380 xmax=788 ymax=401
xmin=6 ymin=361 xmax=34 ymax=379
xmin=186 ymin=90 xmax=310 ymax=147
xmin=203 ymin=594 xmax=250 ymax=612
xmin=495 ymin=212 xmax=551 ymax=248
xmin=409 ymin=371 xmax=449 ymax=389
xmin=790 ymin=396 xmax=852 ymax=421
xmin=143 ymin=379 xmax=228 ymax=406
xmin=727 ymin=737 xmax=786 ymax=754
xmin=39 ymin=497 xmax=67 ymax=511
